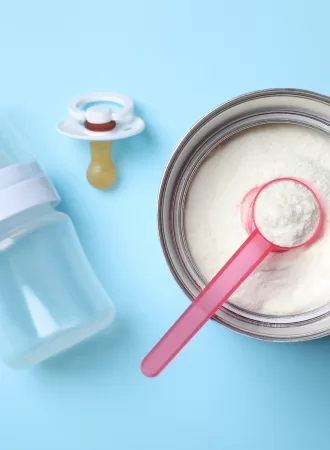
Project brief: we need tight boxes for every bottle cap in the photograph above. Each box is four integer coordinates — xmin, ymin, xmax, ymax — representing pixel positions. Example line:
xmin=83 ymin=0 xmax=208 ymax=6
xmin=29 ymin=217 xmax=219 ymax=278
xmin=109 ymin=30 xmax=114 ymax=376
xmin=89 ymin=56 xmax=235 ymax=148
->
xmin=0 ymin=162 xmax=59 ymax=221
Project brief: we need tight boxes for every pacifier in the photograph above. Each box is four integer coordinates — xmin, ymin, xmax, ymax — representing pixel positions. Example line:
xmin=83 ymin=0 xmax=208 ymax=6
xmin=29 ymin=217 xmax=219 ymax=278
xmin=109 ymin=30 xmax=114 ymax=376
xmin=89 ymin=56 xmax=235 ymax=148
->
xmin=57 ymin=93 xmax=145 ymax=189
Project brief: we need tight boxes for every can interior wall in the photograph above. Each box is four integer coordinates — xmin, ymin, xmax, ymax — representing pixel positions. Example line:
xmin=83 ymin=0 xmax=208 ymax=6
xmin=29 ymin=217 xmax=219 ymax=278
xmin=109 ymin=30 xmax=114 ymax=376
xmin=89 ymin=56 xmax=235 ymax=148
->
xmin=158 ymin=89 xmax=330 ymax=341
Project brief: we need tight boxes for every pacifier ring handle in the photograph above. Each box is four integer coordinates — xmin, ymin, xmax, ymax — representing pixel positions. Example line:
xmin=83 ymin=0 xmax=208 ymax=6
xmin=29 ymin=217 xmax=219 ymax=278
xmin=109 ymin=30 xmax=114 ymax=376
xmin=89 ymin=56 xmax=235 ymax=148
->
xmin=68 ymin=92 xmax=134 ymax=123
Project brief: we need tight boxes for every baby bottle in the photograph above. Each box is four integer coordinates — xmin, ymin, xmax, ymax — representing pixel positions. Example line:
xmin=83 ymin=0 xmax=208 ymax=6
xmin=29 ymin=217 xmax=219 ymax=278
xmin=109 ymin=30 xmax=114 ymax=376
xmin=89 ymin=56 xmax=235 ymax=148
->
xmin=0 ymin=137 xmax=115 ymax=369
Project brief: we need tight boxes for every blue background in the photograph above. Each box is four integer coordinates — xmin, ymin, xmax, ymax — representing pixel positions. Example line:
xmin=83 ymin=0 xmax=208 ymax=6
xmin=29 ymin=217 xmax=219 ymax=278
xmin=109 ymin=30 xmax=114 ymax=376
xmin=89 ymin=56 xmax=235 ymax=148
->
xmin=0 ymin=0 xmax=330 ymax=449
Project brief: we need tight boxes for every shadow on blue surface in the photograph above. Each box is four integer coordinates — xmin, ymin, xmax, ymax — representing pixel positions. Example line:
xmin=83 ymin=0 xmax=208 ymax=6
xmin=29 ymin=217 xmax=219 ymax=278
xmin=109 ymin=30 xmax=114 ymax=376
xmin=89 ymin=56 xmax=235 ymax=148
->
xmin=39 ymin=316 xmax=132 ymax=376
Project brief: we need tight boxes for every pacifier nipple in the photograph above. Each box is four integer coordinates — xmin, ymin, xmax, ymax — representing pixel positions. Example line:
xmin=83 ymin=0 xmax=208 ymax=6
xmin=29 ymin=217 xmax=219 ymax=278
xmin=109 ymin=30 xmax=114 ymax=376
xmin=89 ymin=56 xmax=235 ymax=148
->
xmin=84 ymin=106 xmax=117 ymax=189
xmin=87 ymin=141 xmax=116 ymax=190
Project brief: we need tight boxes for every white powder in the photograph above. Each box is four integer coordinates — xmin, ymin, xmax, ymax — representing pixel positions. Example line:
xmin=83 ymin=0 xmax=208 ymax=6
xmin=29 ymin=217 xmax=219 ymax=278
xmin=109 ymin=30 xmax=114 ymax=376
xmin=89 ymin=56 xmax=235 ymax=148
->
xmin=184 ymin=124 xmax=330 ymax=316
xmin=254 ymin=179 xmax=320 ymax=248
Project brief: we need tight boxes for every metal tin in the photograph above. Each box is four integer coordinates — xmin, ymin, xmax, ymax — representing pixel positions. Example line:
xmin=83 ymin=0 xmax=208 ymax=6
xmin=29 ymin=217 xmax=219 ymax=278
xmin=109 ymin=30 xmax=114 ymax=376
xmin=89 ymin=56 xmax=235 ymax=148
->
xmin=158 ymin=88 xmax=330 ymax=341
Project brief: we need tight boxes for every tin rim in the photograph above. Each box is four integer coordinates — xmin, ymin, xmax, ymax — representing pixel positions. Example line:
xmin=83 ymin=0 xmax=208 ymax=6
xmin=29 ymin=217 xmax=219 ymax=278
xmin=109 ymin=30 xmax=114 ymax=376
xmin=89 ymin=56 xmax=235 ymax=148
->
xmin=158 ymin=88 xmax=330 ymax=341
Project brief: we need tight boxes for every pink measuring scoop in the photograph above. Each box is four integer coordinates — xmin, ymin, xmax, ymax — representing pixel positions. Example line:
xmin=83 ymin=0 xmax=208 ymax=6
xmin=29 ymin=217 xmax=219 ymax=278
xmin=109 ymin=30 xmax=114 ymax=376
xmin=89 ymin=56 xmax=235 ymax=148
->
xmin=141 ymin=177 xmax=323 ymax=377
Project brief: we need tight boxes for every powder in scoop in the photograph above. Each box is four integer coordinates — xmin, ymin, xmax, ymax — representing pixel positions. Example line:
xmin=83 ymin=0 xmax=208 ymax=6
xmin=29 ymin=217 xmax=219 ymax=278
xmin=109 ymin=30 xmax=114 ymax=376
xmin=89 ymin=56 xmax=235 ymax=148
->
xmin=254 ymin=179 xmax=320 ymax=247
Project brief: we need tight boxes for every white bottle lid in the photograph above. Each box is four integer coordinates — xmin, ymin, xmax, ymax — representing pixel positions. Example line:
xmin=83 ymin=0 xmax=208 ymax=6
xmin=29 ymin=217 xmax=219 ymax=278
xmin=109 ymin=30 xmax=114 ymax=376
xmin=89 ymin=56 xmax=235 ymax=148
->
xmin=0 ymin=162 xmax=60 ymax=221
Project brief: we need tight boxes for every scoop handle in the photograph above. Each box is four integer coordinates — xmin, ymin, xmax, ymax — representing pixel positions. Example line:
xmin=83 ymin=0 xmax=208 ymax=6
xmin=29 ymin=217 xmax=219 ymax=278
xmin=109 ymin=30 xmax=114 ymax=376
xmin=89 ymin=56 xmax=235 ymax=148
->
xmin=141 ymin=229 xmax=274 ymax=377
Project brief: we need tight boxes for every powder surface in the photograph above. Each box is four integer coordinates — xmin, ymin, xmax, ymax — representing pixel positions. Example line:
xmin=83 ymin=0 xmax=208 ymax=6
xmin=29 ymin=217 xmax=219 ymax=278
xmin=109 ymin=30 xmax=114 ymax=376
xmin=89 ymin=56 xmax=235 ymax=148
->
xmin=254 ymin=180 xmax=320 ymax=247
xmin=184 ymin=124 xmax=330 ymax=316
